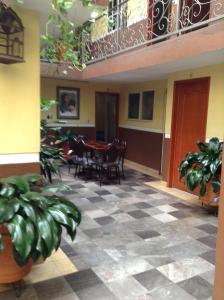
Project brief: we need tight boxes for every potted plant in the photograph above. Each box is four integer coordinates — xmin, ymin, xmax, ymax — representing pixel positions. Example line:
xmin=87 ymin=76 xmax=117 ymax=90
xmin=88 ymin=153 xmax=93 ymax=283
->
xmin=0 ymin=173 xmax=81 ymax=284
xmin=54 ymin=128 xmax=76 ymax=157
xmin=41 ymin=98 xmax=68 ymax=182
xmin=179 ymin=137 xmax=223 ymax=206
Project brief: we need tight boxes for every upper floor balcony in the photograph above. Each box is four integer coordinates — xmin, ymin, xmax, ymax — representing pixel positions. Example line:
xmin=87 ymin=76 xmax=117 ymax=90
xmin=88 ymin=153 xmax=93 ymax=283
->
xmin=83 ymin=0 xmax=224 ymax=64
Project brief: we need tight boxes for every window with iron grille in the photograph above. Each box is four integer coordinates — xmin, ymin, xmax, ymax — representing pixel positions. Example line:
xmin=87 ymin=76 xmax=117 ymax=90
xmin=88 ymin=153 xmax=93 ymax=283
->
xmin=108 ymin=0 xmax=127 ymax=32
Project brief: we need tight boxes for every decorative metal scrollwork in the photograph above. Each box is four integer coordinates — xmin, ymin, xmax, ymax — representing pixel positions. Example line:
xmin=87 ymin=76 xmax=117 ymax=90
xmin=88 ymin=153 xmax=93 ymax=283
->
xmin=83 ymin=0 xmax=224 ymax=63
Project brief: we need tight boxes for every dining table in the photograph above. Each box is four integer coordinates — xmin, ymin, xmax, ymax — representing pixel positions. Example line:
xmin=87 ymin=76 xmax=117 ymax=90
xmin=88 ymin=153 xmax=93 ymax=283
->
xmin=84 ymin=140 xmax=111 ymax=152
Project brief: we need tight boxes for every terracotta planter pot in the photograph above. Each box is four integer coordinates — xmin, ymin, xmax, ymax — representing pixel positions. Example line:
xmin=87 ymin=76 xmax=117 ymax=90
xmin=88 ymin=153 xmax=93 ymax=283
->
xmin=0 ymin=225 xmax=32 ymax=284
xmin=200 ymin=183 xmax=219 ymax=207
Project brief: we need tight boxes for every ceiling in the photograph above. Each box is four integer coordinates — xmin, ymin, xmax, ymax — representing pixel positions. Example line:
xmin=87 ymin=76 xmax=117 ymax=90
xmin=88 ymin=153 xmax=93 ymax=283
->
xmin=41 ymin=48 xmax=224 ymax=83
xmin=87 ymin=50 xmax=224 ymax=83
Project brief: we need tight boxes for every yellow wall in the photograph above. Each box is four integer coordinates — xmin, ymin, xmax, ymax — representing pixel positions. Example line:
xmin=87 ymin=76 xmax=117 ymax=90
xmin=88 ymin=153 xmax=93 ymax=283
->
xmin=41 ymin=78 xmax=120 ymax=125
xmin=119 ymin=80 xmax=167 ymax=131
xmin=165 ymin=63 xmax=224 ymax=139
xmin=41 ymin=78 xmax=167 ymax=132
xmin=0 ymin=8 xmax=40 ymax=154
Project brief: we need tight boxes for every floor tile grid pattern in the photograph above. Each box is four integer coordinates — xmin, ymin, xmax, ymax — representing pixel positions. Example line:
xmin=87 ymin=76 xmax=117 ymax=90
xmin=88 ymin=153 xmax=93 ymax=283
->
xmin=0 ymin=168 xmax=217 ymax=300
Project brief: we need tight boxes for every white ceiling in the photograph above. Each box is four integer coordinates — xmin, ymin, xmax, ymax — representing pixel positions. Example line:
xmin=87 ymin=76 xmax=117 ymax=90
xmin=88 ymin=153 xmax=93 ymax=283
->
xmin=88 ymin=49 xmax=224 ymax=83
xmin=41 ymin=48 xmax=224 ymax=83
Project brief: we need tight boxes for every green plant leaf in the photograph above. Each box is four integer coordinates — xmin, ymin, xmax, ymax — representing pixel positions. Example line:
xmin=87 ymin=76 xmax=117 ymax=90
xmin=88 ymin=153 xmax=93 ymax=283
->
xmin=48 ymin=207 xmax=76 ymax=231
xmin=36 ymin=234 xmax=49 ymax=260
xmin=36 ymin=212 xmax=54 ymax=254
xmin=199 ymin=183 xmax=206 ymax=197
xmin=0 ymin=183 xmax=15 ymax=197
xmin=196 ymin=141 xmax=207 ymax=152
xmin=186 ymin=169 xmax=202 ymax=191
xmin=0 ymin=198 xmax=20 ymax=223
xmin=2 ymin=176 xmax=30 ymax=194
xmin=212 ymin=180 xmax=221 ymax=193
xmin=25 ymin=220 xmax=36 ymax=252
xmin=24 ymin=192 xmax=49 ymax=210
xmin=42 ymin=184 xmax=72 ymax=193
xmin=22 ymin=174 xmax=42 ymax=184
xmin=20 ymin=201 xmax=36 ymax=223
xmin=210 ymin=159 xmax=221 ymax=175
xmin=7 ymin=215 xmax=32 ymax=261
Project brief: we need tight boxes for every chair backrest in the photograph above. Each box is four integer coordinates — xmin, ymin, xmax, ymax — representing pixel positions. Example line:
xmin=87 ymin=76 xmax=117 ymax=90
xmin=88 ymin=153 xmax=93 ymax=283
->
xmin=106 ymin=144 xmax=119 ymax=163
xmin=77 ymin=134 xmax=89 ymax=141
xmin=112 ymin=137 xmax=119 ymax=145
xmin=76 ymin=139 xmax=87 ymax=158
xmin=69 ymin=138 xmax=79 ymax=155
xmin=119 ymin=140 xmax=127 ymax=162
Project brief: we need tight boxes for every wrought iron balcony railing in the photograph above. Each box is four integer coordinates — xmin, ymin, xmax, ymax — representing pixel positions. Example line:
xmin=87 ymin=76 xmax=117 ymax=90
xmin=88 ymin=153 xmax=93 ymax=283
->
xmin=82 ymin=0 xmax=224 ymax=64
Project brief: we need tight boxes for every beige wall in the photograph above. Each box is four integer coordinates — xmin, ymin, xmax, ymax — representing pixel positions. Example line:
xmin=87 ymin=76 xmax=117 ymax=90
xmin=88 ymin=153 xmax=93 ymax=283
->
xmin=0 ymin=8 xmax=40 ymax=154
xmin=41 ymin=78 xmax=120 ymax=125
xmin=119 ymin=80 xmax=167 ymax=132
xmin=41 ymin=78 xmax=167 ymax=133
xmin=42 ymin=63 xmax=224 ymax=139
xmin=165 ymin=63 xmax=224 ymax=139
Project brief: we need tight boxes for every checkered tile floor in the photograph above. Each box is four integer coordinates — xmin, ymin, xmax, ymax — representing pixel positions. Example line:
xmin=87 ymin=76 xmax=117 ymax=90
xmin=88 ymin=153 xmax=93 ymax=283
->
xmin=1 ymin=168 xmax=217 ymax=300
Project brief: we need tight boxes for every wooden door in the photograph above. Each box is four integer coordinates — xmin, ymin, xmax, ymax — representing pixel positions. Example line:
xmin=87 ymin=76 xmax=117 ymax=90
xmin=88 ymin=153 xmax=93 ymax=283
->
xmin=95 ymin=92 xmax=119 ymax=142
xmin=213 ymin=147 xmax=224 ymax=299
xmin=169 ymin=78 xmax=210 ymax=190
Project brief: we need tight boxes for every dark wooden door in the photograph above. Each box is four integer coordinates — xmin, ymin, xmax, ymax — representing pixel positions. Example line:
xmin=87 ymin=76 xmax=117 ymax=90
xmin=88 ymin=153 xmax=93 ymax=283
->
xmin=95 ymin=92 xmax=119 ymax=142
xmin=169 ymin=78 xmax=210 ymax=191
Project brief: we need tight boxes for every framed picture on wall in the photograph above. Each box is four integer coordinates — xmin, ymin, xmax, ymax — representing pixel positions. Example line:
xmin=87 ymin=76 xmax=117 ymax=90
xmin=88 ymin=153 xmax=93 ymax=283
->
xmin=57 ymin=87 xmax=80 ymax=120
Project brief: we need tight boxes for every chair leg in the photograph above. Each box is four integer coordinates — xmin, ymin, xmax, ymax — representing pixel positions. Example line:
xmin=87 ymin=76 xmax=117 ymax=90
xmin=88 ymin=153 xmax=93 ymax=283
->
xmin=75 ymin=164 xmax=79 ymax=177
xmin=101 ymin=166 xmax=104 ymax=186
xmin=99 ymin=166 xmax=102 ymax=186
xmin=117 ymin=166 xmax=121 ymax=185
xmin=122 ymin=164 xmax=125 ymax=180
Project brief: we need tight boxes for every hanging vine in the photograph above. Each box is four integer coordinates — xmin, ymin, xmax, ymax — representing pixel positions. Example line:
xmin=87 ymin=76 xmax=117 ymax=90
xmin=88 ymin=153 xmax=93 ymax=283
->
xmin=10 ymin=0 xmax=94 ymax=71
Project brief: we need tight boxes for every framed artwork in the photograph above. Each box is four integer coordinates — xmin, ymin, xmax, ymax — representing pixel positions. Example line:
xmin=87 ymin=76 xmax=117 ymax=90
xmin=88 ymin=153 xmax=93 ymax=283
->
xmin=57 ymin=87 xmax=80 ymax=120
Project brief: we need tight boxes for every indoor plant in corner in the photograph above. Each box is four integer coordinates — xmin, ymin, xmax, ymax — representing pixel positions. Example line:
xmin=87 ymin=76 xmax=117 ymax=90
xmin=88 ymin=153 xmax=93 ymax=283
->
xmin=179 ymin=137 xmax=223 ymax=207
xmin=0 ymin=173 xmax=81 ymax=284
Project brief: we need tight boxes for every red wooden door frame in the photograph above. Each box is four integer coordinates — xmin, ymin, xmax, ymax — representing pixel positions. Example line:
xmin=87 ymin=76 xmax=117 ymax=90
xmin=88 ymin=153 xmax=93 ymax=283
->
xmin=95 ymin=92 xmax=120 ymax=140
xmin=213 ymin=147 xmax=224 ymax=299
xmin=167 ymin=77 xmax=210 ymax=188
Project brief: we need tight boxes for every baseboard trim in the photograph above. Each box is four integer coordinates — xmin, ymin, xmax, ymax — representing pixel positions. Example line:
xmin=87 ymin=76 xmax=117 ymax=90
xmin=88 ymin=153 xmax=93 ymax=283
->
xmin=124 ymin=159 xmax=161 ymax=179
xmin=0 ymin=162 xmax=40 ymax=178
xmin=0 ymin=153 xmax=39 ymax=164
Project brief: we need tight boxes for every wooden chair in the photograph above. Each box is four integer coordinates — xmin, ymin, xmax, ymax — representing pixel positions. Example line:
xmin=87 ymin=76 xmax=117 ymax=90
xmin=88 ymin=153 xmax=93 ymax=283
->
xmin=97 ymin=144 xmax=120 ymax=186
xmin=119 ymin=140 xmax=127 ymax=179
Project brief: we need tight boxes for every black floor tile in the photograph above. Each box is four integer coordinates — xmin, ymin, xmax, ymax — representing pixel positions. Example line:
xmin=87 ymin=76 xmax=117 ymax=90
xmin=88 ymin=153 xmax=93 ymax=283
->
xmin=65 ymin=269 xmax=102 ymax=292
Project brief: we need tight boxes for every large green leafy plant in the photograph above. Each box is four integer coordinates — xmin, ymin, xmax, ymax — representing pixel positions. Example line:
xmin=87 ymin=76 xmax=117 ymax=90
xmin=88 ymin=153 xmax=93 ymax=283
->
xmin=41 ymin=0 xmax=92 ymax=72
xmin=14 ymin=0 xmax=93 ymax=71
xmin=41 ymin=98 xmax=66 ymax=183
xmin=179 ymin=138 xmax=223 ymax=197
xmin=0 ymin=174 xmax=81 ymax=266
